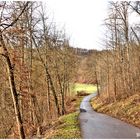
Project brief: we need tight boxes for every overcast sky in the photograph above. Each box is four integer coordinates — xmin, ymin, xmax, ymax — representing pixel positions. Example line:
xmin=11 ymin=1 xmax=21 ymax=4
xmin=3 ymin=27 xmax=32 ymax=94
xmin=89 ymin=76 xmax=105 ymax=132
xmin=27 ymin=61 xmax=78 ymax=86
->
xmin=45 ymin=0 xmax=108 ymax=50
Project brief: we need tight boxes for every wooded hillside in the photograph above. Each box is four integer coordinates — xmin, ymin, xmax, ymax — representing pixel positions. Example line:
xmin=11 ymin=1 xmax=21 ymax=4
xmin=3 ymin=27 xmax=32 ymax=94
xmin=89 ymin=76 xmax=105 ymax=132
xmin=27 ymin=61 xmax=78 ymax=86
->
xmin=0 ymin=2 xmax=81 ymax=138
xmin=92 ymin=1 xmax=140 ymax=102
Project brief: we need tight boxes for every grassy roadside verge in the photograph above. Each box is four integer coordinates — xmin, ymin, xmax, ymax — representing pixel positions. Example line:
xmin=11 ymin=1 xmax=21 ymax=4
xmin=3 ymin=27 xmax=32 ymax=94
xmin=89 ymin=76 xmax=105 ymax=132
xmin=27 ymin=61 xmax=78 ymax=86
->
xmin=45 ymin=112 xmax=81 ymax=139
xmin=91 ymin=93 xmax=140 ymax=128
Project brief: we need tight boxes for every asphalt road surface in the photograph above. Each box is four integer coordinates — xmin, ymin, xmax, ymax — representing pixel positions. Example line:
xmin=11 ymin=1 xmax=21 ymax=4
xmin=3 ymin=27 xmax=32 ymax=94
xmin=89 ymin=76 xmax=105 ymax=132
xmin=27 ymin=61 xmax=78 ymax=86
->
xmin=79 ymin=93 xmax=140 ymax=139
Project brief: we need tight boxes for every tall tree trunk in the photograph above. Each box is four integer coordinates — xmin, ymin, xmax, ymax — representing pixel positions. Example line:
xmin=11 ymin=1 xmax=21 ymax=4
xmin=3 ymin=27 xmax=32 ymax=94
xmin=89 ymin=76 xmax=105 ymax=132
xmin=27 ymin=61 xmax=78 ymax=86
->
xmin=95 ymin=68 xmax=100 ymax=96
xmin=45 ymin=67 xmax=61 ymax=116
xmin=0 ymin=33 xmax=25 ymax=139
xmin=32 ymin=36 xmax=61 ymax=116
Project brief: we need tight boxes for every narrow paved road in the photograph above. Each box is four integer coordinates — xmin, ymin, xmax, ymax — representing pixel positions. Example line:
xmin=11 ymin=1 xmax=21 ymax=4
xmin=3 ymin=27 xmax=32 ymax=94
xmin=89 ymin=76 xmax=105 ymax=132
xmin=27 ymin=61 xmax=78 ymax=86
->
xmin=79 ymin=93 xmax=140 ymax=139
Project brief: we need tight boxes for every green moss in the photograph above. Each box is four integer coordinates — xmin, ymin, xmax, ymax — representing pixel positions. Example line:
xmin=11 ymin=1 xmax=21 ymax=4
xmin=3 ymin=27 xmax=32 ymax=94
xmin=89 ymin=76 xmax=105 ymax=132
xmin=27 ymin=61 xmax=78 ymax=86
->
xmin=46 ymin=112 xmax=81 ymax=139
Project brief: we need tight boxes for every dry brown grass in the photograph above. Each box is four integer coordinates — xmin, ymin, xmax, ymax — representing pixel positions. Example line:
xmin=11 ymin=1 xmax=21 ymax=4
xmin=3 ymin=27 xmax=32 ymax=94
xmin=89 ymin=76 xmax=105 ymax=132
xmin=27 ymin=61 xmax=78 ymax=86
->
xmin=91 ymin=93 xmax=140 ymax=128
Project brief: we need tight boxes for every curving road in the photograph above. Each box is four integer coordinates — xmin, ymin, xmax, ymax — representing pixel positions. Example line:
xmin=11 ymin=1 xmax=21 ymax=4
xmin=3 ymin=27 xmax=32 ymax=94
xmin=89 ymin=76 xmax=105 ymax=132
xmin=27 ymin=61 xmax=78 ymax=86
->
xmin=79 ymin=93 xmax=140 ymax=139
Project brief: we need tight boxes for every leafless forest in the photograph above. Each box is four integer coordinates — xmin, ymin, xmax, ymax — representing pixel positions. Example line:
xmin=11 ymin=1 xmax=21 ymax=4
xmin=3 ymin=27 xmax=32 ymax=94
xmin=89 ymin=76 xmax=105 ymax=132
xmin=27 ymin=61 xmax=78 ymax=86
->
xmin=0 ymin=1 xmax=140 ymax=138
xmin=93 ymin=2 xmax=140 ymax=101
